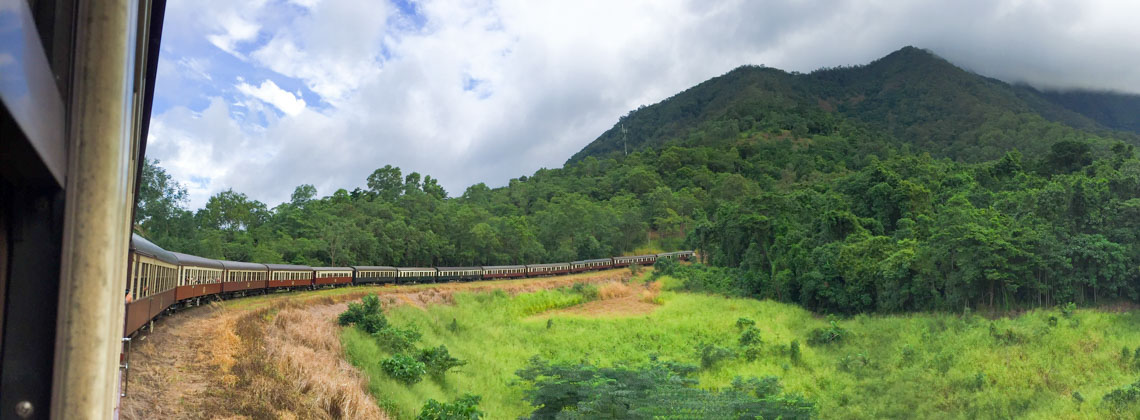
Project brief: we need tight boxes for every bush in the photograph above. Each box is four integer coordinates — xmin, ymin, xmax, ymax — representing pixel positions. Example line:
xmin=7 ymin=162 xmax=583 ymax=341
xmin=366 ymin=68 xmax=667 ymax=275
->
xmin=739 ymin=326 xmax=763 ymax=347
xmin=899 ymin=344 xmax=918 ymax=367
xmin=736 ymin=317 xmax=756 ymax=330
xmin=698 ymin=344 xmax=735 ymax=369
xmin=630 ymin=263 xmax=642 ymax=276
xmin=338 ymin=294 xmax=387 ymax=333
xmin=1060 ymin=302 xmax=1076 ymax=318
xmin=375 ymin=325 xmax=422 ymax=354
xmin=807 ymin=321 xmax=848 ymax=346
xmin=837 ymin=353 xmax=870 ymax=374
xmin=789 ymin=340 xmax=802 ymax=365
xmin=971 ymin=372 xmax=987 ymax=391
xmin=417 ymin=394 xmax=483 ymax=420
xmin=448 ymin=318 xmax=460 ymax=333
xmin=418 ymin=345 xmax=466 ymax=380
xmin=382 ymin=354 xmax=427 ymax=385
xmin=571 ymin=282 xmax=599 ymax=301
xmin=1102 ymin=378 xmax=1140 ymax=411
xmin=653 ymin=257 xmax=679 ymax=277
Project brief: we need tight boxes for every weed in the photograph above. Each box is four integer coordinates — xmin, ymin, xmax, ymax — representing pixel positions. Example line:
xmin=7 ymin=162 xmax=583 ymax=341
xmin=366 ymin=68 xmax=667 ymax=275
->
xmin=698 ymin=343 xmax=735 ymax=369
xmin=737 ymin=317 xmax=756 ymax=330
xmin=807 ymin=321 xmax=847 ymax=346
xmin=417 ymin=394 xmax=483 ymax=420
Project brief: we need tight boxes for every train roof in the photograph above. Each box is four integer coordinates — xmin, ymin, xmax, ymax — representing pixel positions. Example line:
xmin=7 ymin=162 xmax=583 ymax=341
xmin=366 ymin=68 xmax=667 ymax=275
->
xmin=171 ymin=252 xmax=223 ymax=269
xmin=572 ymin=258 xmax=612 ymax=264
xmin=352 ymin=265 xmax=396 ymax=271
xmin=313 ymin=266 xmax=353 ymax=271
xmin=264 ymin=263 xmax=312 ymax=271
xmin=218 ymin=260 xmax=268 ymax=271
xmin=483 ymin=265 xmax=526 ymax=269
xmin=129 ymin=234 xmax=179 ymax=265
xmin=527 ymin=262 xmax=570 ymax=267
xmin=396 ymin=267 xmax=436 ymax=271
xmin=615 ymin=254 xmax=657 ymax=259
xmin=436 ymin=266 xmax=482 ymax=271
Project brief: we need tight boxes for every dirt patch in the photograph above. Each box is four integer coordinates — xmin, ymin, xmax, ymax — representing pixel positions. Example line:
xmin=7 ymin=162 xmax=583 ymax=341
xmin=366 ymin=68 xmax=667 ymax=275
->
xmin=120 ymin=269 xmax=632 ymax=418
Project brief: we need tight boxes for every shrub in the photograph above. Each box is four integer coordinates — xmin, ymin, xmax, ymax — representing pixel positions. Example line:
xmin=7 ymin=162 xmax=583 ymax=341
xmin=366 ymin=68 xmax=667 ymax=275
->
xmin=448 ymin=318 xmax=460 ymax=333
xmin=653 ymin=257 xmax=678 ymax=277
xmin=1072 ymin=391 xmax=1084 ymax=405
xmin=807 ymin=321 xmax=847 ymax=346
xmin=698 ymin=344 xmax=735 ymax=369
xmin=418 ymin=345 xmax=466 ymax=380
xmin=571 ymin=282 xmax=599 ymax=301
xmin=338 ymin=294 xmax=386 ymax=332
xmin=988 ymin=323 xmax=1026 ymax=345
xmin=1060 ymin=302 xmax=1076 ymax=318
xmin=789 ymin=340 xmax=802 ymax=365
xmin=630 ymin=263 xmax=641 ymax=277
xmin=899 ymin=344 xmax=918 ymax=367
xmin=736 ymin=317 xmax=756 ymax=330
xmin=417 ymin=394 xmax=483 ymax=420
xmin=1102 ymin=378 xmax=1140 ymax=411
xmin=375 ymin=325 xmax=422 ymax=354
xmin=1047 ymin=316 xmax=1058 ymax=327
xmin=837 ymin=353 xmax=870 ymax=374
xmin=546 ymin=318 xmax=554 ymax=329
xmin=382 ymin=354 xmax=426 ymax=385
xmin=1123 ymin=346 xmax=1132 ymax=363
xmin=739 ymin=326 xmax=763 ymax=347
xmin=971 ymin=372 xmax=987 ymax=391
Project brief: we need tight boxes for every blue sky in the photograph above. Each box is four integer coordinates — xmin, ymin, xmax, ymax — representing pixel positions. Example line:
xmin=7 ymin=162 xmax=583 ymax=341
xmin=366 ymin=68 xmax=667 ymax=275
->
xmin=147 ymin=0 xmax=1140 ymax=210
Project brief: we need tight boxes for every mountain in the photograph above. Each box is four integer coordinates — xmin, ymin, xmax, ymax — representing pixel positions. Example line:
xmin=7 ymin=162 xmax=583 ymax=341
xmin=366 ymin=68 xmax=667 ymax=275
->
xmin=569 ymin=46 xmax=1140 ymax=164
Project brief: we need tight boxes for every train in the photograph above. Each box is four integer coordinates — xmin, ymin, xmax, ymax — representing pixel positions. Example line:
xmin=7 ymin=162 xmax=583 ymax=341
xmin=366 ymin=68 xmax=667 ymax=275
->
xmin=125 ymin=234 xmax=693 ymax=336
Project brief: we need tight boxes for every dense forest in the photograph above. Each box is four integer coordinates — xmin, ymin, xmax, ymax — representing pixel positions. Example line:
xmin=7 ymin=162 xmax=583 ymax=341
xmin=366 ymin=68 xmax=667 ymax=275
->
xmin=138 ymin=46 xmax=1140 ymax=313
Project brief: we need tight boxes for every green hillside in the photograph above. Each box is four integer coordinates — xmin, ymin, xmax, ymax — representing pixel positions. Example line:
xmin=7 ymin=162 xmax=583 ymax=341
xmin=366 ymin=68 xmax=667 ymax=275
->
xmin=570 ymin=46 xmax=1139 ymax=164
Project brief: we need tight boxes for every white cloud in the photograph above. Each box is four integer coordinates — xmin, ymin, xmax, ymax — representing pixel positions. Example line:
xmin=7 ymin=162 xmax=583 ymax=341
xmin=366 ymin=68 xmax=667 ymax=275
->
xmin=236 ymin=79 xmax=307 ymax=116
xmin=150 ymin=0 xmax=1140 ymax=209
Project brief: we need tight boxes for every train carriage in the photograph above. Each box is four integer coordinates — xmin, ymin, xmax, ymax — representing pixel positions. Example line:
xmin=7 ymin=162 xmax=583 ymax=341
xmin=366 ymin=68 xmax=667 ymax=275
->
xmin=436 ymin=267 xmax=482 ymax=282
xmin=266 ymin=263 xmax=314 ymax=290
xmin=314 ymin=267 xmax=354 ymax=287
xmin=220 ymin=261 xmax=269 ymax=295
xmin=172 ymin=252 xmax=224 ymax=304
xmin=527 ymin=262 xmax=571 ymax=276
xmin=656 ymin=250 xmax=695 ymax=261
xmin=571 ymin=258 xmax=613 ymax=273
xmin=613 ymin=254 xmax=657 ymax=267
xmin=125 ymin=235 xmax=180 ymax=336
xmin=353 ymin=266 xmax=397 ymax=285
xmin=396 ymin=267 xmax=437 ymax=284
xmin=482 ymin=265 xmax=527 ymax=279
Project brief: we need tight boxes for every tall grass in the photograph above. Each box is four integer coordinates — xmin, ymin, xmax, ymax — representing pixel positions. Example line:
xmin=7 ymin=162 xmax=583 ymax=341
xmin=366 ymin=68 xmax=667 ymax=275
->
xmin=343 ymin=276 xmax=1140 ymax=419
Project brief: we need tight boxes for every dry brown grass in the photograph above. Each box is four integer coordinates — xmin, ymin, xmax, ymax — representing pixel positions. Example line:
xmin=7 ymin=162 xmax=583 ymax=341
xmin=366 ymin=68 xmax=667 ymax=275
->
xmin=598 ymin=282 xmax=634 ymax=300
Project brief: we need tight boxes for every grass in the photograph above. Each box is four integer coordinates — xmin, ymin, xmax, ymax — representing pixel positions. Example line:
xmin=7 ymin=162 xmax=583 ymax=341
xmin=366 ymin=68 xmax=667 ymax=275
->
xmin=342 ymin=276 xmax=1140 ymax=419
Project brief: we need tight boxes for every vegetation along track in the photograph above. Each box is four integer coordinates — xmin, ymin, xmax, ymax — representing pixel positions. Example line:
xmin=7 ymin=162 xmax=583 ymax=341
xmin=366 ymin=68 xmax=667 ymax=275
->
xmin=119 ymin=269 xmax=632 ymax=419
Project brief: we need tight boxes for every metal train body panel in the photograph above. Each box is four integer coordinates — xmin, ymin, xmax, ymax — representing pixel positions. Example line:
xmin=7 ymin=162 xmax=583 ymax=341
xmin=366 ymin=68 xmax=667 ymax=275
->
xmin=437 ymin=267 xmax=482 ymax=282
xmin=396 ymin=267 xmax=437 ymax=284
xmin=482 ymin=265 xmax=527 ymax=279
xmin=314 ymin=267 xmax=354 ymax=286
xmin=352 ymin=266 xmax=397 ymax=284
xmin=266 ymin=263 xmax=314 ymax=289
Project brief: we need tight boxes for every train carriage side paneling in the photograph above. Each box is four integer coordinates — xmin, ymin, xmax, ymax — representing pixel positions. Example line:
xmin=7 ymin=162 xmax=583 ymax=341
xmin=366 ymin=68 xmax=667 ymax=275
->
xmin=613 ymin=254 xmax=656 ymax=267
xmin=125 ymin=234 xmax=180 ymax=336
xmin=527 ymin=262 xmax=571 ymax=277
xmin=314 ymin=267 xmax=353 ymax=286
xmin=266 ymin=263 xmax=314 ymax=289
xmin=436 ymin=267 xmax=482 ymax=282
xmin=220 ymin=260 xmax=269 ymax=294
xmin=570 ymin=258 xmax=613 ymax=273
xmin=352 ymin=266 xmax=397 ymax=285
xmin=482 ymin=265 xmax=526 ymax=279
xmin=395 ymin=267 xmax=437 ymax=284
xmin=172 ymin=252 xmax=224 ymax=303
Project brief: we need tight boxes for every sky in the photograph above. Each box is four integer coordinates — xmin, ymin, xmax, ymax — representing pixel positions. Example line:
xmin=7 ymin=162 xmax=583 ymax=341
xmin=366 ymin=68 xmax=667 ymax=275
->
xmin=147 ymin=0 xmax=1140 ymax=210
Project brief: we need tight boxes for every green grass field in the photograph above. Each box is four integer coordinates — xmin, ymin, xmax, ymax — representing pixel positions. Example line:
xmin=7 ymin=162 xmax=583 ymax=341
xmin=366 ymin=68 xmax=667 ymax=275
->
xmin=342 ymin=276 xmax=1140 ymax=419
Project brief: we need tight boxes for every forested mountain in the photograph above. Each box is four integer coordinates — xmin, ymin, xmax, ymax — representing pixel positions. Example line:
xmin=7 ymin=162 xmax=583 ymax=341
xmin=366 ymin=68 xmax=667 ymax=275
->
xmin=1037 ymin=88 xmax=1140 ymax=135
xmin=138 ymin=46 xmax=1140 ymax=313
xmin=571 ymin=46 xmax=1139 ymax=164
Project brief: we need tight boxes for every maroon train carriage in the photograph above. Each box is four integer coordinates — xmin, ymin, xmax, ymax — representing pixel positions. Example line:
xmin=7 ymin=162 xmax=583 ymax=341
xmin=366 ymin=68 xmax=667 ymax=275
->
xmin=613 ymin=254 xmax=656 ymax=268
xmin=482 ymin=265 xmax=527 ymax=280
xmin=314 ymin=267 xmax=354 ymax=287
xmin=570 ymin=258 xmax=613 ymax=273
xmin=266 ymin=263 xmax=314 ymax=290
xmin=125 ymin=234 xmax=180 ymax=336
xmin=172 ymin=252 xmax=224 ymax=306
xmin=220 ymin=260 xmax=268 ymax=295
xmin=527 ymin=262 xmax=571 ymax=277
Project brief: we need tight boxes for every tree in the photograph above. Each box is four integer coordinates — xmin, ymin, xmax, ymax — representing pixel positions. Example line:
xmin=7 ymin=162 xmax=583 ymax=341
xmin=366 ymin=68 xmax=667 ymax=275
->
xmin=290 ymin=184 xmax=317 ymax=206
xmin=367 ymin=165 xmax=403 ymax=201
